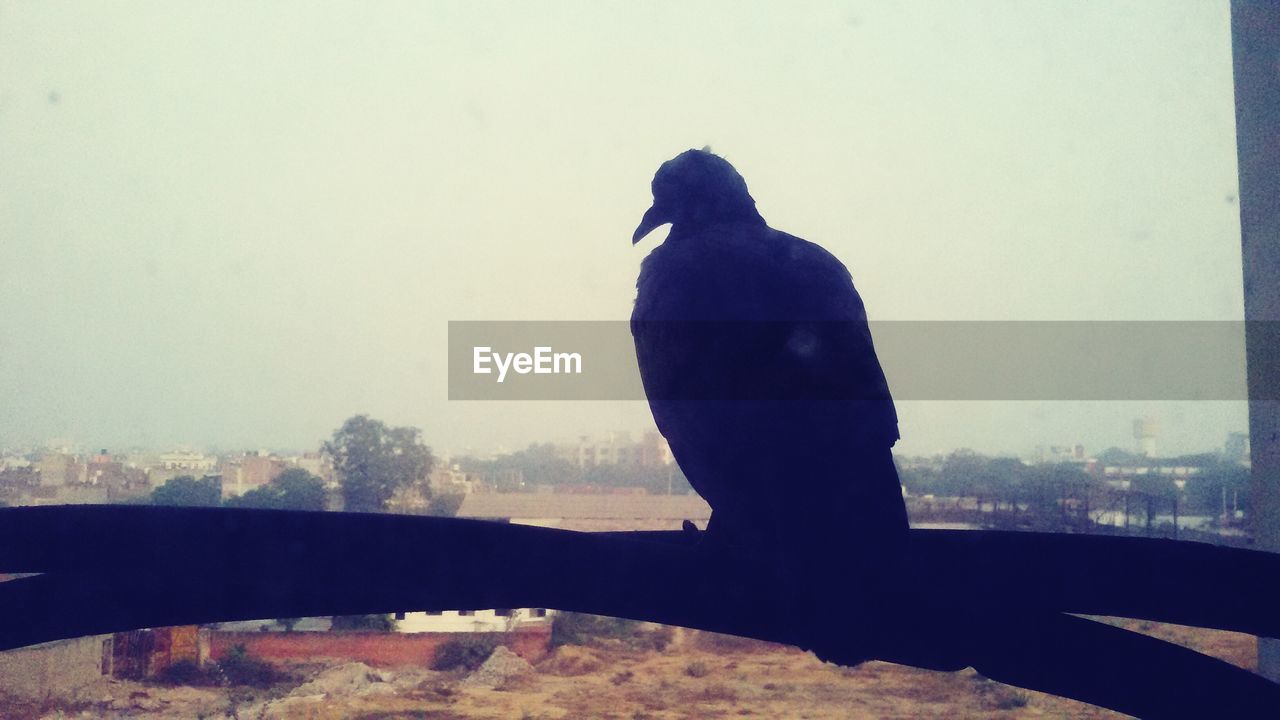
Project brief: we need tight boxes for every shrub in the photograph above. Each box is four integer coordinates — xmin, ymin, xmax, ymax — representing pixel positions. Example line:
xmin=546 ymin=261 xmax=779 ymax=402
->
xmin=632 ymin=625 xmax=674 ymax=652
xmin=684 ymin=661 xmax=710 ymax=678
xmin=156 ymin=659 xmax=220 ymax=687
xmin=550 ymin=613 xmax=675 ymax=651
xmin=699 ymin=683 xmax=739 ymax=703
xmin=549 ymin=612 xmax=637 ymax=648
xmin=993 ymin=689 xmax=1031 ymax=710
xmin=432 ymin=635 xmax=501 ymax=671
xmin=426 ymin=493 xmax=465 ymax=517
xmin=218 ymin=644 xmax=280 ymax=688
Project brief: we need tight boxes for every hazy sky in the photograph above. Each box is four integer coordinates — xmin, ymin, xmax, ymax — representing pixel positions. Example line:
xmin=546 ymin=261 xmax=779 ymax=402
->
xmin=0 ymin=1 xmax=1248 ymax=458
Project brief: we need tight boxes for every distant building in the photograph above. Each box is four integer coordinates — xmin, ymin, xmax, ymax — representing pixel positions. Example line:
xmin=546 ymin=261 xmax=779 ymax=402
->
xmin=1224 ymin=432 xmax=1250 ymax=464
xmin=1133 ymin=417 xmax=1160 ymax=458
xmin=288 ymin=452 xmax=335 ymax=484
xmin=146 ymin=450 xmax=218 ymax=487
xmin=567 ymin=431 xmax=673 ymax=469
xmin=44 ymin=483 xmax=110 ymax=506
xmin=0 ymin=454 xmax=31 ymax=472
xmin=85 ymin=450 xmax=147 ymax=490
xmin=37 ymin=453 xmax=84 ymax=486
xmin=635 ymin=431 xmax=675 ymax=467
xmin=429 ymin=463 xmax=482 ymax=495
xmin=1100 ymin=464 xmax=1201 ymax=492
xmin=896 ymin=455 xmax=945 ymax=471
xmin=1034 ymin=444 xmax=1086 ymax=464
xmin=219 ymin=452 xmax=287 ymax=499
xmin=157 ymin=450 xmax=216 ymax=472
xmin=0 ymin=465 xmax=38 ymax=496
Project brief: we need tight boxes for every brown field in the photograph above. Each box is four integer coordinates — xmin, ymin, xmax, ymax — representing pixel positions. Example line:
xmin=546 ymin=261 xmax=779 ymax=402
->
xmin=17 ymin=619 xmax=1258 ymax=719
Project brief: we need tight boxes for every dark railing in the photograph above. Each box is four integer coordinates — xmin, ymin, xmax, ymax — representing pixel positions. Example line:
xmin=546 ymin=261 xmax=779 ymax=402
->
xmin=1 ymin=504 xmax=1278 ymax=717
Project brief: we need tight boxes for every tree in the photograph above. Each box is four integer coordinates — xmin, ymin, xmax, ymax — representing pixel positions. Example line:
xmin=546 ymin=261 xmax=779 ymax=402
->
xmin=456 ymin=443 xmax=579 ymax=492
xmin=151 ymin=475 xmax=221 ymax=507
xmin=1183 ymin=461 xmax=1250 ymax=516
xmin=1130 ymin=472 xmax=1177 ymax=532
xmin=897 ymin=462 xmax=944 ymax=497
xmin=425 ymin=493 xmax=465 ymax=517
xmin=940 ymin=449 xmax=990 ymax=505
xmin=493 ymin=443 xmax=582 ymax=487
xmin=582 ymin=463 xmax=692 ymax=495
xmin=1096 ymin=447 xmax=1146 ymax=467
xmin=323 ymin=415 xmax=434 ymax=513
xmin=225 ymin=468 xmax=327 ymax=511
xmin=272 ymin=468 xmax=328 ymax=510
xmin=1022 ymin=463 xmax=1095 ymax=530
xmin=984 ymin=457 xmax=1027 ymax=513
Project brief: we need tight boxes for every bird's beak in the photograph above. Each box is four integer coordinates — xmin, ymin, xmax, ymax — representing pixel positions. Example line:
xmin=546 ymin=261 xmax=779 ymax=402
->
xmin=632 ymin=204 xmax=669 ymax=245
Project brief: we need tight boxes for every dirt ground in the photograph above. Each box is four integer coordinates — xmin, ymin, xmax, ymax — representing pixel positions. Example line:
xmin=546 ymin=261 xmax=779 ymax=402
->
xmin=24 ymin=618 xmax=1258 ymax=720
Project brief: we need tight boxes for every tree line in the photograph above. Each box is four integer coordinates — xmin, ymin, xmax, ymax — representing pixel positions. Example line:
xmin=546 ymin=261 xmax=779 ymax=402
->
xmin=454 ymin=442 xmax=694 ymax=495
xmin=150 ymin=415 xmax=437 ymax=513
xmin=900 ymin=448 xmax=1250 ymax=532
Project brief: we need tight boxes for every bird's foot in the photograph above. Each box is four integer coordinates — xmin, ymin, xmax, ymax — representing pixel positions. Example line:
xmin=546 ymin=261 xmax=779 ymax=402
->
xmin=681 ymin=519 xmax=702 ymax=544
xmin=684 ymin=517 xmax=748 ymax=557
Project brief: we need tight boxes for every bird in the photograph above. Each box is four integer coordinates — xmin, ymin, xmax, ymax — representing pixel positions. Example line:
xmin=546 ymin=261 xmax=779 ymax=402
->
xmin=630 ymin=149 xmax=909 ymax=659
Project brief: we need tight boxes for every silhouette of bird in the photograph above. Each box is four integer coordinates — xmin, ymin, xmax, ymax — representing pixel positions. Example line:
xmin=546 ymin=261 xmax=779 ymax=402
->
xmin=630 ymin=150 xmax=909 ymax=633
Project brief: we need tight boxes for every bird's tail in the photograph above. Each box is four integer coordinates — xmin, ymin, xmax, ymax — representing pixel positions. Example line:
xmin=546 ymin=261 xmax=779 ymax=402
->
xmin=776 ymin=447 xmax=911 ymax=663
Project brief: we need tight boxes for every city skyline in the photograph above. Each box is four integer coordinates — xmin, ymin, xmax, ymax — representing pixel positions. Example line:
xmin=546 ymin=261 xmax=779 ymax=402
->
xmin=2 ymin=417 xmax=1250 ymax=466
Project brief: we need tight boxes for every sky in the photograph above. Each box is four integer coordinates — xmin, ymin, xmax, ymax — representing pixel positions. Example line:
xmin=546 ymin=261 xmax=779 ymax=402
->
xmin=0 ymin=1 xmax=1249 ymax=458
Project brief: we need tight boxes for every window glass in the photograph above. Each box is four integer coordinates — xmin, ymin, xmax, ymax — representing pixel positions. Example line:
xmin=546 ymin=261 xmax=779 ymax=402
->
xmin=0 ymin=2 xmax=1252 ymax=716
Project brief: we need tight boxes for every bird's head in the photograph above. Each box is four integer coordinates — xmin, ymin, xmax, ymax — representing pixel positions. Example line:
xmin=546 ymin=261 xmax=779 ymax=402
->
xmin=632 ymin=149 xmax=764 ymax=244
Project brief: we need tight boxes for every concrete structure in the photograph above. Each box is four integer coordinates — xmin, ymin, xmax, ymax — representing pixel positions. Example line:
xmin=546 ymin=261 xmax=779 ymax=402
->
xmin=37 ymin=453 xmax=83 ymax=486
xmin=1233 ymin=0 xmax=1280 ymax=681
xmin=219 ymin=452 xmax=287 ymax=499
xmin=157 ymin=450 xmax=216 ymax=472
xmin=143 ymin=450 xmax=218 ymax=488
xmin=289 ymin=452 xmax=335 ymax=484
xmin=1224 ymin=432 xmax=1251 ymax=464
xmin=0 ymin=635 xmax=113 ymax=702
xmin=457 ymin=492 xmax=710 ymax=531
xmin=206 ymin=626 xmax=551 ymax=668
xmin=43 ymin=484 xmax=110 ymax=505
xmin=1034 ymin=444 xmax=1086 ymax=464
xmin=112 ymin=626 xmax=201 ymax=679
xmin=0 ymin=454 xmax=31 ymax=471
xmin=429 ymin=463 xmax=483 ymax=495
xmin=1133 ymin=417 xmax=1160 ymax=458
xmin=86 ymin=452 xmax=121 ymax=486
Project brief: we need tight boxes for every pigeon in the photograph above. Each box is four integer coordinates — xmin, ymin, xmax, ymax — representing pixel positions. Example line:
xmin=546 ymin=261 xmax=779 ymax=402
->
xmin=630 ymin=150 xmax=909 ymax=660
xmin=631 ymin=148 xmax=907 ymax=547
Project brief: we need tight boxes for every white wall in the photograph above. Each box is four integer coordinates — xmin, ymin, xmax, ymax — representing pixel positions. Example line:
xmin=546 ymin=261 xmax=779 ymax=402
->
xmin=394 ymin=608 xmax=553 ymax=634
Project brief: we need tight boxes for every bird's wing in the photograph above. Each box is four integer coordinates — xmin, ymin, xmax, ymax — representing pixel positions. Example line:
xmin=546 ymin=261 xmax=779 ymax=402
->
xmin=631 ymin=226 xmax=897 ymax=433
xmin=761 ymin=230 xmax=899 ymax=447
xmin=631 ymin=224 xmax=900 ymax=518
